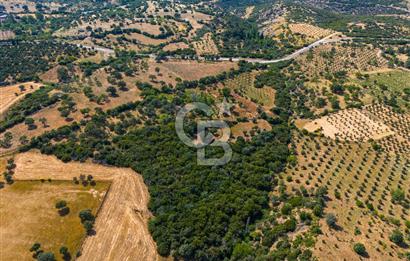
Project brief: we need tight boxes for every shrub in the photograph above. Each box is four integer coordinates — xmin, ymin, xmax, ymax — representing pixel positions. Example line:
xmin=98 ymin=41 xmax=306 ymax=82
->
xmin=37 ymin=252 xmax=56 ymax=261
xmin=391 ymin=189 xmax=405 ymax=203
xmin=281 ymin=203 xmax=293 ymax=215
xmin=390 ymin=230 xmax=404 ymax=245
xmin=326 ymin=213 xmax=337 ymax=228
xmin=353 ymin=243 xmax=367 ymax=256
xmin=55 ymin=200 xmax=67 ymax=209
xmin=79 ymin=209 xmax=95 ymax=223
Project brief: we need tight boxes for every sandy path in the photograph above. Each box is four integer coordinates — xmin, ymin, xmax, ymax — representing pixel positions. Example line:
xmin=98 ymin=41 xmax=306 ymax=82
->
xmin=13 ymin=151 xmax=162 ymax=261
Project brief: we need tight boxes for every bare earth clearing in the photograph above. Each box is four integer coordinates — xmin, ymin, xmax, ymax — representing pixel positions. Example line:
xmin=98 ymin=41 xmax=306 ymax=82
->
xmin=11 ymin=151 xmax=163 ymax=261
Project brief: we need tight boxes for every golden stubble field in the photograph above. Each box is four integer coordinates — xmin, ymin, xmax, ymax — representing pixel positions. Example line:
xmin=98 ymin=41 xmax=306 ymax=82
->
xmin=0 ymin=151 xmax=165 ymax=261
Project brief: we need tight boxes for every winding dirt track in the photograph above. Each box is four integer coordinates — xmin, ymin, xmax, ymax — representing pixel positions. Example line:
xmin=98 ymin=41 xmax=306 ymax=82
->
xmin=13 ymin=151 xmax=163 ymax=261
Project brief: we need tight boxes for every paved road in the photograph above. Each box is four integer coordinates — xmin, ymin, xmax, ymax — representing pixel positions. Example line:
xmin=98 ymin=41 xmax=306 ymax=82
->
xmin=217 ymin=33 xmax=346 ymax=64
xmin=77 ymin=33 xmax=348 ymax=64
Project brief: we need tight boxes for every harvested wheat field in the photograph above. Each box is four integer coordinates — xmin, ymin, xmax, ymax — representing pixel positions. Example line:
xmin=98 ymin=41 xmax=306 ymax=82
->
xmin=10 ymin=151 xmax=164 ymax=261
xmin=0 ymin=82 xmax=43 ymax=118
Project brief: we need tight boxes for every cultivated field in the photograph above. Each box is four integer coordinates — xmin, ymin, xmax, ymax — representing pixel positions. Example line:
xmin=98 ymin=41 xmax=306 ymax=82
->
xmin=8 ymin=151 xmax=163 ymax=261
xmin=297 ymin=43 xmax=388 ymax=77
xmin=224 ymin=72 xmax=276 ymax=108
xmin=303 ymin=104 xmax=410 ymax=154
xmin=352 ymin=69 xmax=410 ymax=112
xmin=303 ymin=108 xmax=394 ymax=141
xmin=193 ymin=33 xmax=219 ymax=55
xmin=181 ymin=10 xmax=212 ymax=38
xmin=289 ymin=23 xmax=333 ymax=42
xmin=283 ymin=131 xmax=409 ymax=260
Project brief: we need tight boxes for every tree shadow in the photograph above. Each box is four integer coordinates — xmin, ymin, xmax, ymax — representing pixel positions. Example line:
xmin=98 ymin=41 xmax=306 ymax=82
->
xmin=87 ymin=229 xmax=96 ymax=236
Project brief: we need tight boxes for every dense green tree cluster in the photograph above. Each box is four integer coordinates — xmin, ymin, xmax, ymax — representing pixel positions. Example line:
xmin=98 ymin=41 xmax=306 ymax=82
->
xmin=216 ymin=15 xmax=294 ymax=59
xmin=0 ymin=41 xmax=82 ymax=85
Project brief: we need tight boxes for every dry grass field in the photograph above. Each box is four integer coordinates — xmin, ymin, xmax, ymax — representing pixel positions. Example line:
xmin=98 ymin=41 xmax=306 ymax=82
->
xmin=1 ymin=0 xmax=37 ymax=13
xmin=243 ymin=6 xmax=255 ymax=19
xmin=0 ymin=63 xmax=146 ymax=153
xmin=0 ymin=82 xmax=43 ymax=118
xmin=127 ymin=33 xmax=169 ymax=45
xmin=193 ymin=33 xmax=219 ymax=55
xmin=54 ymin=17 xmax=163 ymax=38
xmin=0 ymin=180 xmax=109 ymax=261
xmin=231 ymin=119 xmax=271 ymax=140
xmin=0 ymin=100 xmax=83 ymax=154
xmin=181 ymin=11 xmax=212 ymax=38
xmin=282 ymin=131 xmax=409 ymax=260
xmin=261 ymin=16 xmax=287 ymax=38
xmin=159 ymin=60 xmax=237 ymax=81
xmin=163 ymin=41 xmax=190 ymax=52
xmin=6 ymin=151 xmax=163 ymax=261
xmin=1 ymin=0 xmax=62 ymax=13
xmin=0 ymin=30 xmax=15 ymax=40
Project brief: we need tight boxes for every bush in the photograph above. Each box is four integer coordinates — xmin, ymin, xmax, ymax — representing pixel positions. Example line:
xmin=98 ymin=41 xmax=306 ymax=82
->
xmin=326 ymin=213 xmax=337 ymax=228
xmin=281 ymin=203 xmax=293 ymax=215
xmin=353 ymin=243 xmax=367 ymax=256
xmin=79 ymin=209 xmax=95 ymax=223
xmin=231 ymin=242 xmax=253 ymax=260
xmin=390 ymin=230 xmax=404 ymax=245
xmin=55 ymin=200 xmax=67 ymax=209
xmin=37 ymin=252 xmax=56 ymax=261
xmin=391 ymin=189 xmax=405 ymax=203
